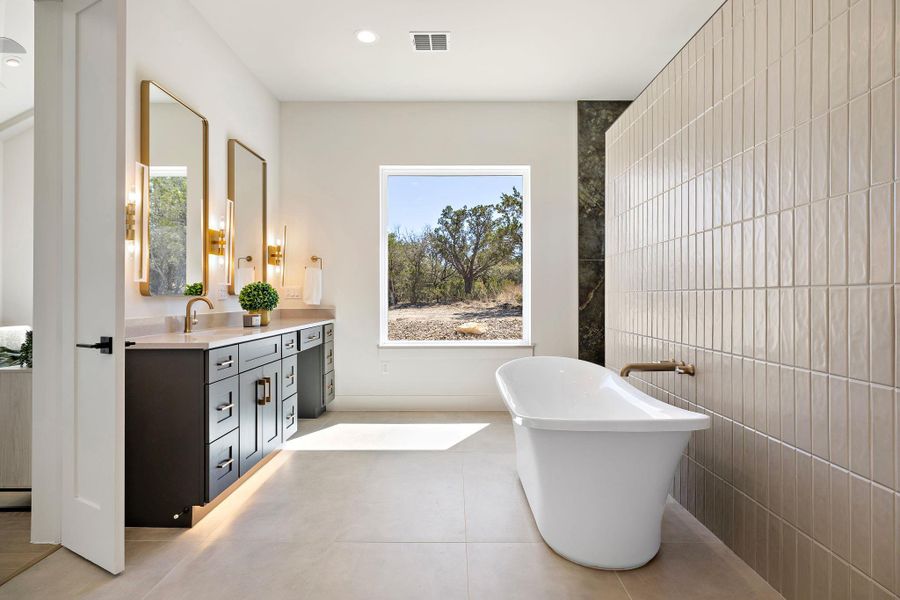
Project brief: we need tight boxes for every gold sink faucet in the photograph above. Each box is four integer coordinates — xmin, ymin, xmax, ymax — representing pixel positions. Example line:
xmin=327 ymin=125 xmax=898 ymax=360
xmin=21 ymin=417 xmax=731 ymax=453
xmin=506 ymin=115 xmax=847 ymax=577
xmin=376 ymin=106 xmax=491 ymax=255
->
xmin=620 ymin=359 xmax=695 ymax=378
xmin=184 ymin=296 xmax=214 ymax=333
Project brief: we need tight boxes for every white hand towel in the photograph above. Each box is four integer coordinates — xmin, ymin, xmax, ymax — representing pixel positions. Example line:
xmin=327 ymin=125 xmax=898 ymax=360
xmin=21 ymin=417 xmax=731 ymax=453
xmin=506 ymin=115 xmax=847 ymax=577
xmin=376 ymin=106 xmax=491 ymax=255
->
xmin=303 ymin=266 xmax=323 ymax=305
xmin=235 ymin=266 xmax=256 ymax=292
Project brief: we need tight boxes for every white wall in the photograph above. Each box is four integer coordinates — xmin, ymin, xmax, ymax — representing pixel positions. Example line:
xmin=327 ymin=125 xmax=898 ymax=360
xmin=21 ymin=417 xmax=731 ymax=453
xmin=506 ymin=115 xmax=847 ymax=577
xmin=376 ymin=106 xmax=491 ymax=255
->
xmin=280 ymin=102 xmax=578 ymax=410
xmin=0 ymin=125 xmax=34 ymax=326
xmin=124 ymin=0 xmax=280 ymax=318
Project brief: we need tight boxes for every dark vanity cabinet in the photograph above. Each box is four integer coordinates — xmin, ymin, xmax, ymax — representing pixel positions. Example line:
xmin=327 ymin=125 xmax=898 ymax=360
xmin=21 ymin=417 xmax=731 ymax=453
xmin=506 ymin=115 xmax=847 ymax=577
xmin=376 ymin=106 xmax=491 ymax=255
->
xmin=125 ymin=321 xmax=334 ymax=527
xmin=297 ymin=323 xmax=335 ymax=418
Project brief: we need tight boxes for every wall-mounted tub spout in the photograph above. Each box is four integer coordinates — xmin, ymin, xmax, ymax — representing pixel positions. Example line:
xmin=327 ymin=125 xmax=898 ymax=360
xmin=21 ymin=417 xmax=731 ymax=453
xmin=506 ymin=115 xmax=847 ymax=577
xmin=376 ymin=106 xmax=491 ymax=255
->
xmin=619 ymin=359 xmax=695 ymax=378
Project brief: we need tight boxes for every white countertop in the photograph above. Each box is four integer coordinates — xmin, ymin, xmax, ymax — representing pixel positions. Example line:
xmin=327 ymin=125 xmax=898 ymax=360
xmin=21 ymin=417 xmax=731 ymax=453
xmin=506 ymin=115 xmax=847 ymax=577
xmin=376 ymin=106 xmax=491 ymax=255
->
xmin=126 ymin=317 xmax=335 ymax=350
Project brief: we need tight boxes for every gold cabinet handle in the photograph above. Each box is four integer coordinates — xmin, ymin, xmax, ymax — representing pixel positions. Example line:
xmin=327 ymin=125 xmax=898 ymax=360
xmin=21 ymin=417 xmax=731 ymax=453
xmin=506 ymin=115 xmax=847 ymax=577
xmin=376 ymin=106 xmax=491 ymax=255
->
xmin=216 ymin=458 xmax=234 ymax=469
xmin=216 ymin=402 xmax=235 ymax=412
xmin=257 ymin=378 xmax=268 ymax=405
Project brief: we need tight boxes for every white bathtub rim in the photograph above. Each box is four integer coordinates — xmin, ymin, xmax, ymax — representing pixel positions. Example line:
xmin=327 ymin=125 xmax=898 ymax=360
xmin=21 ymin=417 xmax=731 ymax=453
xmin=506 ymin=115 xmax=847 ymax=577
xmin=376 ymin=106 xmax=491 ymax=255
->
xmin=496 ymin=356 xmax=710 ymax=433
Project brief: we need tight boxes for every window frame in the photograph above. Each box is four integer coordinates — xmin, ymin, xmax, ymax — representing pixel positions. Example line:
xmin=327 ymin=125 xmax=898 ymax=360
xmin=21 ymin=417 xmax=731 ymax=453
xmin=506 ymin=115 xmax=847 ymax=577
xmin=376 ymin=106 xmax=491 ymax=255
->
xmin=379 ymin=165 xmax=532 ymax=348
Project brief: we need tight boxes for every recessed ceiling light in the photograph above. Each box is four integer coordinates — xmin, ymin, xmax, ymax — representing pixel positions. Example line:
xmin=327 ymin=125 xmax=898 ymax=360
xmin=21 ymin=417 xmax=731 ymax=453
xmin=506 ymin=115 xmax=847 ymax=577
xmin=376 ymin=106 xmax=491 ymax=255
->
xmin=355 ymin=30 xmax=378 ymax=44
xmin=3 ymin=56 xmax=21 ymax=67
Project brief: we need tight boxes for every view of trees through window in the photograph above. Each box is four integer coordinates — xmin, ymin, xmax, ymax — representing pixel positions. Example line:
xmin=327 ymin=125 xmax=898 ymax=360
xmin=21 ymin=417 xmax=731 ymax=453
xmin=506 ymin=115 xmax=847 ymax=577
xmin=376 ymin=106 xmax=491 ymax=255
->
xmin=148 ymin=174 xmax=188 ymax=296
xmin=385 ymin=172 xmax=527 ymax=342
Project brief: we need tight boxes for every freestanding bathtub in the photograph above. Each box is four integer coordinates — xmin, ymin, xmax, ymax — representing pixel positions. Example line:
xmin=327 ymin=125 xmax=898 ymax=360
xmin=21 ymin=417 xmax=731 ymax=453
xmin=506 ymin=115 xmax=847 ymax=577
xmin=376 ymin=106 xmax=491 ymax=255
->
xmin=495 ymin=356 xmax=710 ymax=570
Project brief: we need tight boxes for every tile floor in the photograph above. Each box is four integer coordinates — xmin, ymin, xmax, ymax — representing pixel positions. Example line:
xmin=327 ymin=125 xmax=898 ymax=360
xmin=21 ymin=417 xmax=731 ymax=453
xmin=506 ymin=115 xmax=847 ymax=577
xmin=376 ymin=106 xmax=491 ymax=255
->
xmin=0 ymin=412 xmax=781 ymax=599
xmin=0 ymin=511 xmax=57 ymax=585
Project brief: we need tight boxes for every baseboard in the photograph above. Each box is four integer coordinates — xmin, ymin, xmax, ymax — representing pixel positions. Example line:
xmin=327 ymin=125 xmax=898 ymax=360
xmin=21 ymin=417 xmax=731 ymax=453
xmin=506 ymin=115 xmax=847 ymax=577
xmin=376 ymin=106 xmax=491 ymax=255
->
xmin=328 ymin=394 xmax=506 ymax=411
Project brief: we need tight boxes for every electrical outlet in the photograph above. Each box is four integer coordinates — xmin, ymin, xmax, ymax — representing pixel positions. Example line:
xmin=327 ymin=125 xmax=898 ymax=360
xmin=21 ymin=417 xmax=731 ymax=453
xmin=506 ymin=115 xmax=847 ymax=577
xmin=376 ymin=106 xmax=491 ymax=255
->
xmin=285 ymin=286 xmax=302 ymax=299
xmin=215 ymin=284 xmax=228 ymax=300
xmin=381 ymin=361 xmax=389 ymax=375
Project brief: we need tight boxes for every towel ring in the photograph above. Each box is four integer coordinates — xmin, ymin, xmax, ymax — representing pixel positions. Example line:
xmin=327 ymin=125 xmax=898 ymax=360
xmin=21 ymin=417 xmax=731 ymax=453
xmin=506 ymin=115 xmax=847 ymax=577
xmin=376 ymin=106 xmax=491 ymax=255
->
xmin=311 ymin=255 xmax=324 ymax=270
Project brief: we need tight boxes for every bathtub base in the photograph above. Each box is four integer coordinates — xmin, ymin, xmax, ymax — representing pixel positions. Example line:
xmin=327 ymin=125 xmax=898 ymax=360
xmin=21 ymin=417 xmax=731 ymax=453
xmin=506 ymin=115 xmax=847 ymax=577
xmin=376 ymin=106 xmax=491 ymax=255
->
xmin=513 ymin=423 xmax=689 ymax=570
xmin=542 ymin=538 xmax=660 ymax=571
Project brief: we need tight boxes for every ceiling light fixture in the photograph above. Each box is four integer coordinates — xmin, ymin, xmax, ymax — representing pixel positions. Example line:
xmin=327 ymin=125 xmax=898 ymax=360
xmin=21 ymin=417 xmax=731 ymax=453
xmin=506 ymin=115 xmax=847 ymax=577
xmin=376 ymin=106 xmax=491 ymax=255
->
xmin=3 ymin=56 xmax=21 ymax=67
xmin=355 ymin=30 xmax=378 ymax=44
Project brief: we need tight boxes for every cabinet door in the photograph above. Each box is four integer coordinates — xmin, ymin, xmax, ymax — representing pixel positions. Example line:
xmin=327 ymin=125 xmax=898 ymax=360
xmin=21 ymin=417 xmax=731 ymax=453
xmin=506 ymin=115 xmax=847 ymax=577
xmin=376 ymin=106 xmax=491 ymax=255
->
xmin=206 ymin=376 xmax=240 ymax=442
xmin=238 ymin=366 xmax=266 ymax=475
xmin=282 ymin=353 xmax=298 ymax=398
xmin=261 ymin=360 xmax=282 ymax=456
xmin=282 ymin=394 xmax=298 ymax=440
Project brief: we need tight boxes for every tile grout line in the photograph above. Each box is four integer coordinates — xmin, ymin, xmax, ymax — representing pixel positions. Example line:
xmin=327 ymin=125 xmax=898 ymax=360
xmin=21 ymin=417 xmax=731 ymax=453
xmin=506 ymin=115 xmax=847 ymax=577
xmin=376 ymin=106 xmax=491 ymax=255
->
xmin=461 ymin=455 xmax=472 ymax=600
xmin=614 ymin=571 xmax=636 ymax=600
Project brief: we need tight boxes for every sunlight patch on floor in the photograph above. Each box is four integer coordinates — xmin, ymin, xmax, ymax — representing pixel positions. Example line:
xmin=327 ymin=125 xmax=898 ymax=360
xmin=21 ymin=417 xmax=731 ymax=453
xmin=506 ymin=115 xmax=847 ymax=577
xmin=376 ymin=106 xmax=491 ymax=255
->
xmin=283 ymin=422 xmax=490 ymax=451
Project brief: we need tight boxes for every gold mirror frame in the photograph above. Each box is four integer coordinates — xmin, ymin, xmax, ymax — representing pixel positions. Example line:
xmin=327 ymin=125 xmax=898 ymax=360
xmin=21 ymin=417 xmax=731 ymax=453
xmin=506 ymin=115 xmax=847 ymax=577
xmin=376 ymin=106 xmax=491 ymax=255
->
xmin=139 ymin=80 xmax=210 ymax=297
xmin=227 ymin=139 xmax=268 ymax=294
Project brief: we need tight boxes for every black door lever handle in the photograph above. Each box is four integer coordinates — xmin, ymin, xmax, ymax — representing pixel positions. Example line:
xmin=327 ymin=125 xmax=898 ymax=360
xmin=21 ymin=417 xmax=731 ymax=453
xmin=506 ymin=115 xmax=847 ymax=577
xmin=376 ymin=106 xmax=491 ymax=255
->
xmin=76 ymin=336 xmax=114 ymax=355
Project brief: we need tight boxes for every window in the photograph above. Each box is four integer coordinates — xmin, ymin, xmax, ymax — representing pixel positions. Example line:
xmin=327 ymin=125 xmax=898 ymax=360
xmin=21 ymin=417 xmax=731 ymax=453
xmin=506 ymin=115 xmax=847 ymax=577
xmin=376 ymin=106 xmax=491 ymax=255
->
xmin=379 ymin=166 xmax=531 ymax=346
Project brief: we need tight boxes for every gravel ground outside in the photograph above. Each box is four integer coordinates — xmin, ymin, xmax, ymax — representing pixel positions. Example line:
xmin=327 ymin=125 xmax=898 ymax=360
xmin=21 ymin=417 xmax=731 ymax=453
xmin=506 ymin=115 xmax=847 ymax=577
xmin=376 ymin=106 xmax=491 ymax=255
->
xmin=388 ymin=302 xmax=524 ymax=341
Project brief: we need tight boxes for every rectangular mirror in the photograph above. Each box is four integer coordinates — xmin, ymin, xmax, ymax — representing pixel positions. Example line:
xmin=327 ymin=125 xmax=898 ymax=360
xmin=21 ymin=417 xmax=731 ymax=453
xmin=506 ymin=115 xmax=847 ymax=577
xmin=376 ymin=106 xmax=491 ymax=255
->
xmin=140 ymin=80 xmax=208 ymax=296
xmin=228 ymin=139 xmax=266 ymax=294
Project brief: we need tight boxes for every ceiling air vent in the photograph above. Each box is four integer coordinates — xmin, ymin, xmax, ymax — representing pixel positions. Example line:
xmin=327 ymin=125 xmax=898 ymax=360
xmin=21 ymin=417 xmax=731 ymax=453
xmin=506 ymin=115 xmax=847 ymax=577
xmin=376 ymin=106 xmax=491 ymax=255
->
xmin=410 ymin=32 xmax=449 ymax=52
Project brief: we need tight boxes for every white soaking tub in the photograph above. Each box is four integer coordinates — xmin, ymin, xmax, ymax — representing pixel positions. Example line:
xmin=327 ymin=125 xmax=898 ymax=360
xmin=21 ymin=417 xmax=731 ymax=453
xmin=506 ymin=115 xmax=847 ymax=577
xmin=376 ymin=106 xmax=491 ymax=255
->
xmin=495 ymin=356 xmax=710 ymax=569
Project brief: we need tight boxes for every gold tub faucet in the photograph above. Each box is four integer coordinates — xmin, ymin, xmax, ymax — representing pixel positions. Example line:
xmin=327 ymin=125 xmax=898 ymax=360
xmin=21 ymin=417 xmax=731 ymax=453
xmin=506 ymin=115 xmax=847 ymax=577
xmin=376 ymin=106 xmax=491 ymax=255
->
xmin=619 ymin=359 xmax=695 ymax=378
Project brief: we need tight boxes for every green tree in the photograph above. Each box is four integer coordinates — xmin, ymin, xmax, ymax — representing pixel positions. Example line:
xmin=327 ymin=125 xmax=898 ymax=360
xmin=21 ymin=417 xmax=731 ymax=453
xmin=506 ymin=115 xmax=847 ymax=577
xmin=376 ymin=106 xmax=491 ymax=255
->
xmin=148 ymin=175 xmax=188 ymax=295
xmin=431 ymin=191 xmax=523 ymax=296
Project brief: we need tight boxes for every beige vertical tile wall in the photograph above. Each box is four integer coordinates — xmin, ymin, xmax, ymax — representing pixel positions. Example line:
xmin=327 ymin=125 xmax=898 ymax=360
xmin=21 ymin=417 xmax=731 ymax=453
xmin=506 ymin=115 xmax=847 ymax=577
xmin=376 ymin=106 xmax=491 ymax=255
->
xmin=605 ymin=0 xmax=899 ymax=597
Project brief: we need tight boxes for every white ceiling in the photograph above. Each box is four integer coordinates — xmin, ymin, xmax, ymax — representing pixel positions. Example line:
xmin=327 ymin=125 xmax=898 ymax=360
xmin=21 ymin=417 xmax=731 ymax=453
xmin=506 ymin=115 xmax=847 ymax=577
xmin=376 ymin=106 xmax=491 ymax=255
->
xmin=189 ymin=0 xmax=722 ymax=102
xmin=0 ymin=0 xmax=33 ymax=124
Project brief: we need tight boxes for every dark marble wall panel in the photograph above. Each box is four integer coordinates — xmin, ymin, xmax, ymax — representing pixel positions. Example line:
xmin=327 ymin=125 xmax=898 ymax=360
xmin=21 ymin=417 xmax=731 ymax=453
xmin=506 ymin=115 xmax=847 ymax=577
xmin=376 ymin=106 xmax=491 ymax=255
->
xmin=577 ymin=100 xmax=629 ymax=365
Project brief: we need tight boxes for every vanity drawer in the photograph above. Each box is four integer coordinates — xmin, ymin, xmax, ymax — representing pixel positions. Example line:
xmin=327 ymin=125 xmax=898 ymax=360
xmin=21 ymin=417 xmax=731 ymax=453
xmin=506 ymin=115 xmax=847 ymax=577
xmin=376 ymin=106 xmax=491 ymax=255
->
xmin=324 ymin=371 xmax=335 ymax=404
xmin=281 ymin=331 xmax=299 ymax=356
xmin=299 ymin=326 xmax=323 ymax=351
xmin=206 ymin=428 xmax=239 ymax=502
xmin=324 ymin=323 xmax=334 ymax=342
xmin=282 ymin=394 xmax=298 ymax=440
xmin=324 ymin=341 xmax=335 ymax=372
xmin=207 ymin=345 xmax=238 ymax=383
xmin=206 ymin=376 xmax=239 ymax=443
xmin=238 ymin=336 xmax=281 ymax=372
xmin=282 ymin=354 xmax=298 ymax=398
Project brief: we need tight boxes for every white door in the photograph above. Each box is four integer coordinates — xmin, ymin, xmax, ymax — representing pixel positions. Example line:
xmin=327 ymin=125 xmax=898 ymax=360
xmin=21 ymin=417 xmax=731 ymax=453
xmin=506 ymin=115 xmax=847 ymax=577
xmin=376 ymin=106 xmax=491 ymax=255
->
xmin=33 ymin=0 xmax=126 ymax=574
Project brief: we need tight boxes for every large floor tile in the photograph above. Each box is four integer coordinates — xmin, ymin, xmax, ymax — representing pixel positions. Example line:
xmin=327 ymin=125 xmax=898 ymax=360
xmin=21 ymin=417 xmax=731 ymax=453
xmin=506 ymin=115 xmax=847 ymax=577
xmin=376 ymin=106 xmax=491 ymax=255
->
xmin=143 ymin=539 xmax=325 ymax=600
xmin=615 ymin=542 xmax=782 ymax=600
xmin=448 ymin=422 xmax=515 ymax=453
xmin=306 ymin=542 xmax=468 ymax=600
xmin=0 ymin=539 xmax=198 ymax=600
xmin=338 ymin=452 xmax=466 ymax=542
xmin=660 ymin=498 xmax=719 ymax=543
xmin=467 ymin=542 xmax=631 ymax=599
xmin=463 ymin=452 xmax=541 ymax=542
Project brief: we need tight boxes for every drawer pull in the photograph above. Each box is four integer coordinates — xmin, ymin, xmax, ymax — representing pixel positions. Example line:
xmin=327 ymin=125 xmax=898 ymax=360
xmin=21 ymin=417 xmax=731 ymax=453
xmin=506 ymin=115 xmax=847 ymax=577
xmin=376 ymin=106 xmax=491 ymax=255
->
xmin=216 ymin=359 xmax=234 ymax=369
xmin=286 ymin=373 xmax=295 ymax=383
xmin=257 ymin=377 xmax=272 ymax=405
xmin=216 ymin=458 xmax=234 ymax=470
xmin=306 ymin=334 xmax=318 ymax=341
xmin=216 ymin=402 xmax=235 ymax=412
xmin=285 ymin=341 xmax=295 ymax=349
xmin=327 ymin=350 xmax=333 ymax=358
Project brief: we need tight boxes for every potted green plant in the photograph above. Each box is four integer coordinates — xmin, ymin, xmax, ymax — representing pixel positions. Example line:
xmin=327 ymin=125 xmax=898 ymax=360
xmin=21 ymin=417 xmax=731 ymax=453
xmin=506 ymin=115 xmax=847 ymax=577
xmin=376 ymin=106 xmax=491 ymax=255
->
xmin=184 ymin=282 xmax=204 ymax=296
xmin=239 ymin=281 xmax=279 ymax=326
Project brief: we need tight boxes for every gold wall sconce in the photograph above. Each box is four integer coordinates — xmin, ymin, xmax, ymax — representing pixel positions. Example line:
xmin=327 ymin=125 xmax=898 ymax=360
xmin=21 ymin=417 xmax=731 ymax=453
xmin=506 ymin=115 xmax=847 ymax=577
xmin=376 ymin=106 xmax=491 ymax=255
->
xmin=128 ymin=162 xmax=149 ymax=283
xmin=267 ymin=225 xmax=287 ymax=286
xmin=208 ymin=199 xmax=233 ymax=268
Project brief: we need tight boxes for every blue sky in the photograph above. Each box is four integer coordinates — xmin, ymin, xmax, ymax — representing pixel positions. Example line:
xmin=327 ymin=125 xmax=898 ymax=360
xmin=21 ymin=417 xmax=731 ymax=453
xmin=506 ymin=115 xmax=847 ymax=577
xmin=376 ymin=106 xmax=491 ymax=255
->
xmin=387 ymin=175 xmax=522 ymax=233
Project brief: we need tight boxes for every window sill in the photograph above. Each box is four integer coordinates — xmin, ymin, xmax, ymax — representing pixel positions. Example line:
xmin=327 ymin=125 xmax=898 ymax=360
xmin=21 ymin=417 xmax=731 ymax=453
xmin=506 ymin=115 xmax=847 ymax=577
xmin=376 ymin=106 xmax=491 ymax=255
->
xmin=378 ymin=341 xmax=534 ymax=349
